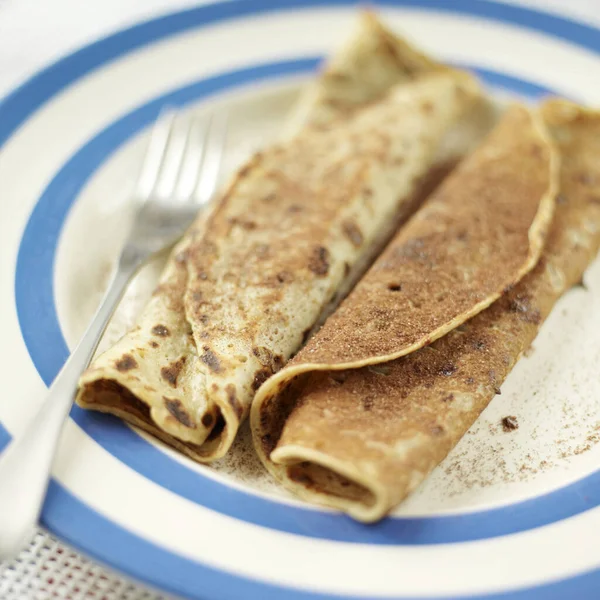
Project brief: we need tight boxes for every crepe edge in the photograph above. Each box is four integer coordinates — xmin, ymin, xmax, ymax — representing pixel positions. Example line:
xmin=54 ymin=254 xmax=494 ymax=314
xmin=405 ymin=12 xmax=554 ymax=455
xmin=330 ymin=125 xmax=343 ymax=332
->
xmin=270 ymin=446 xmax=391 ymax=522
xmin=77 ymin=371 xmax=241 ymax=461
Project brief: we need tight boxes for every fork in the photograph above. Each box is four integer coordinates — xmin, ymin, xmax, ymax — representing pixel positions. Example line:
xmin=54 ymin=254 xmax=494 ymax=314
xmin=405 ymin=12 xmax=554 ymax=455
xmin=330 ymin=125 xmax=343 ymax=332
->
xmin=0 ymin=110 xmax=228 ymax=559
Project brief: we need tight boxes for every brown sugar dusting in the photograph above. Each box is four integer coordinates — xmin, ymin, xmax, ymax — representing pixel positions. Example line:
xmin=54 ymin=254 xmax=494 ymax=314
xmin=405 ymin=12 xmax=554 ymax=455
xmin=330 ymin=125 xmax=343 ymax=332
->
xmin=209 ymin=423 xmax=289 ymax=496
xmin=501 ymin=416 xmax=519 ymax=432
xmin=440 ymin=413 xmax=600 ymax=497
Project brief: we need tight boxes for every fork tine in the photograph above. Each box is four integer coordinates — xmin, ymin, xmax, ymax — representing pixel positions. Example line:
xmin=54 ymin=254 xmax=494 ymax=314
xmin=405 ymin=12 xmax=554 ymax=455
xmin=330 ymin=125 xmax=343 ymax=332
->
xmin=135 ymin=109 xmax=177 ymax=200
xmin=195 ymin=112 xmax=228 ymax=205
xmin=174 ymin=115 xmax=211 ymax=201
xmin=153 ymin=114 xmax=192 ymax=200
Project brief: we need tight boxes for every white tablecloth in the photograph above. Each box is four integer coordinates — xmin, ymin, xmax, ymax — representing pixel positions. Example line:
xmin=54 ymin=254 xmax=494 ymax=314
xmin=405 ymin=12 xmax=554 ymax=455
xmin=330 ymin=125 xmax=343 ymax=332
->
xmin=0 ymin=0 xmax=597 ymax=598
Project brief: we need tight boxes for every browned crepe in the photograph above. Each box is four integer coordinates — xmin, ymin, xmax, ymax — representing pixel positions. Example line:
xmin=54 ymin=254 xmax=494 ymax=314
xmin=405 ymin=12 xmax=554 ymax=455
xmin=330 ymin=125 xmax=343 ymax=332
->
xmin=77 ymin=16 xmax=483 ymax=462
xmin=250 ymin=102 xmax=592 ymax=521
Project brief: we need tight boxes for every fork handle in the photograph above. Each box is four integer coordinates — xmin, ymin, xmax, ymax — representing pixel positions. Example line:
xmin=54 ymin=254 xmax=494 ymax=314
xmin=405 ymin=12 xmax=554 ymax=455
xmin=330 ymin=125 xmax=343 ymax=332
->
xmin=0 ymin=258 xmax=139 ymax=560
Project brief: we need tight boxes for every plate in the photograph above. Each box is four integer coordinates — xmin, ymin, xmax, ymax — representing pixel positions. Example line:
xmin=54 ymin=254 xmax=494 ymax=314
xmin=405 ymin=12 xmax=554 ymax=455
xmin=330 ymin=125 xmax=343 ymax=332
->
xmin=2 ymin=1 xmax=600 ymax=598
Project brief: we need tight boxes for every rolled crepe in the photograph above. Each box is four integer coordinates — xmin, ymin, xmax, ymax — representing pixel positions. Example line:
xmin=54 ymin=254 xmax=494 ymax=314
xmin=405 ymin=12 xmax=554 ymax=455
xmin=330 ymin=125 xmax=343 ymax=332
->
xmin=252 ymin=103 xmax=572 ymax=521
xmin=77 ymin=19 xmax=483 ymax=461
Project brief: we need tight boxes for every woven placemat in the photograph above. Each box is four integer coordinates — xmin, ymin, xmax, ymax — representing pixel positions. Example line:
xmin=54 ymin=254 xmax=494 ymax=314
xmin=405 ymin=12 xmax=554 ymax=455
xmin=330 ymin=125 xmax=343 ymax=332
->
xmin=0 ymin=531 xmax=169 ymax=600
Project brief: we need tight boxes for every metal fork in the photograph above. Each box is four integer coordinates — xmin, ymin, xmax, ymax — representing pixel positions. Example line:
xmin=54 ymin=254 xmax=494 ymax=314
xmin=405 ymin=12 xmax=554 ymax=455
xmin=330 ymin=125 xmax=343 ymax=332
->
xmin=0 ymin=110 xmax=227 ymax=559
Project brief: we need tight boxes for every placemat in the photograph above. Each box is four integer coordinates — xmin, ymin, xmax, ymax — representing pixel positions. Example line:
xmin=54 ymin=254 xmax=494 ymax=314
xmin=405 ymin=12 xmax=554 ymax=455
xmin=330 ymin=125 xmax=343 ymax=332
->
xmin=0 ymin=531 xmax=168 ymax=599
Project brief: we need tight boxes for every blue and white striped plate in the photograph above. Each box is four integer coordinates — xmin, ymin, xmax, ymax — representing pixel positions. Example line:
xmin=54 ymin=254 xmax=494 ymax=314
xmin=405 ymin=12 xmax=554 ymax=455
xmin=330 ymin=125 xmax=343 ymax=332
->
xmin=2 ymin=1 xmax=600 ymax=598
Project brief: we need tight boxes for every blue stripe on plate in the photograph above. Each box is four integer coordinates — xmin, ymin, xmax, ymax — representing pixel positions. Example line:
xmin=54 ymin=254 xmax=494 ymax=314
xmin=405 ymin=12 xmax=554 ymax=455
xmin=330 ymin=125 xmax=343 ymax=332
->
xmin=2 ymin=0 xmax=600 ymax=598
